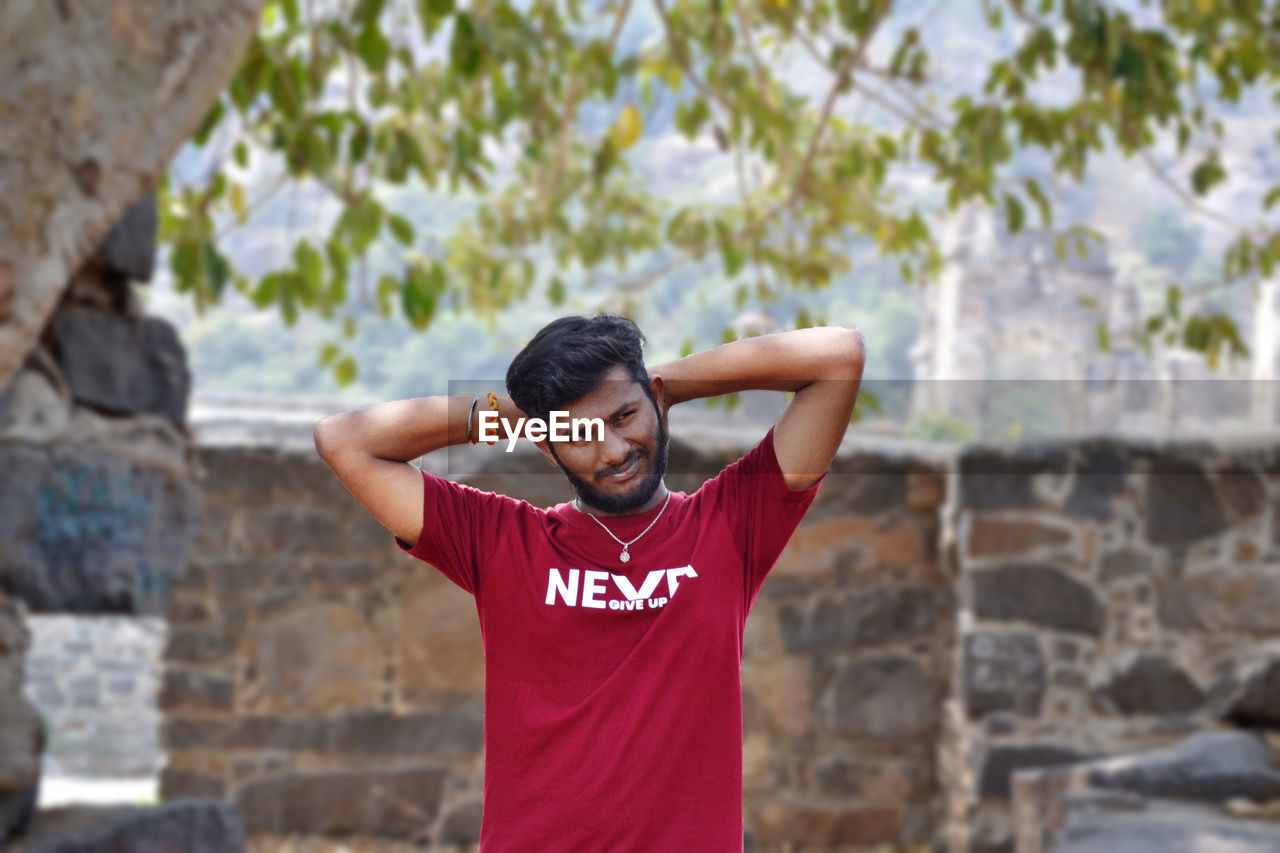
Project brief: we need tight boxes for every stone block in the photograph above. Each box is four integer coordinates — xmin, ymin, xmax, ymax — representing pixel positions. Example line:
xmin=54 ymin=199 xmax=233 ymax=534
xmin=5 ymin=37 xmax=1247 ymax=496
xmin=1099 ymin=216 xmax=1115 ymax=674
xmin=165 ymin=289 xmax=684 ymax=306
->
xmin=827 ymin=656 xmax=940 ymax=740
xmin=1213 ymin=464 xmax=1269 ymax=519
xmin=439 ymin=794 xmax=483 ymax=845
xmin=240 ymin=503 xmax=341 ymax=556
xmin=1156 ymin=568 xmax=1280 ymax=636
xmin=971 ymin=564 xmax=1106 ymax=638
xmin=51 ymin=307 xmax=189 ymax=428
xmin=813 ymin=755 xmax=924 ymax=802
xmin=980 ymin=744 xmax=1090 ymax=799
xmin=4 ymin=450 xmax=198 ymax=615
xmin=963 ymin=631 xmax=1046 ymax=717
xmin=399 ymin=574 xmax=484 ymax=700
xmin=1210 ymin=640 xmax=1280 ymax=729
xmin=1098 ymin=548 xmax=1157 ymax=582
xmin=241 ymin=599 xmax=382 ymax=714
xmin=1050 ymin=795 xmax=1280 ymax=852
xmin=163 ymin=710 xmax=483 ymax=756
xmin=776 ymin=585 xmax=943 ymax=655
xmin=234 ymin=765 xmax=447 ymax=840
xmin=159 ymin=669 xmax=235 ymax=714
xmin=1144 ymin=458 xmax=1230 ymax=547
xmin=1092 ymin=652 xmax=1203 ymax=716
xmin=1084 ymin=730 xmax=1280 ymax=804
xmin=751 ymin=797 xmax=901 ymax=847
xmin=158 ymin=768 xmax=225 ymax=800
xmin=11 ymin=800 xmax=244 ymax=853
xmin=741 ymin=660 xmax=811 ymax=740
xmin=164 ymin=626 xmax=237 ymax=666
xmin=91 ymin=193 xmax=157 ymax=282
xmin=958 ymin=448 xmax=1068 ymax=512
xmin=1063 ymin=446 xmax=1130 ymax=522
xmin=967 ymin=518 xmax=1072 ymax=560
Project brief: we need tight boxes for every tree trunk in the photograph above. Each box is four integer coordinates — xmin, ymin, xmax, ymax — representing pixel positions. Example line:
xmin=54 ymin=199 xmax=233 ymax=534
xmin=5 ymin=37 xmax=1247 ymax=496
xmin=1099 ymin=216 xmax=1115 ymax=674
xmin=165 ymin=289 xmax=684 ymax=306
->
xmin=0 ymin=0 xmax=265 ymax=387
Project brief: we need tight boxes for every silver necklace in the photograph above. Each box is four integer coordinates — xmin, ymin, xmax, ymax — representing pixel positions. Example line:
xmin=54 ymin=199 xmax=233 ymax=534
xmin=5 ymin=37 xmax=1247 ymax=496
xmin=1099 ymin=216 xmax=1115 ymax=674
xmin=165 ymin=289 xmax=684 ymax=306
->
xmin=574 ymin=491 xmax=672 ymax=563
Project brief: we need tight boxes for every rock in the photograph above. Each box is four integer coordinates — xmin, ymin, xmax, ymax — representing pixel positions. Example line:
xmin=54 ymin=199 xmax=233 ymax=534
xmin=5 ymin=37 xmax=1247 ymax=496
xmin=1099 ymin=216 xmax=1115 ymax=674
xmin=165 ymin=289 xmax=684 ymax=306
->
xmin=241 ymin=600 xmax=382 ymax=714
xmin=90 ymin=194 xmax=158 ymax=283
xmin=234 ymin=766 xmax=446 ymax=839
xmin=51 ymin=306 xmax=189 ymax=429
xmin=964 ymin=631 xmax=1046 ymax=717
xmin=0 ymin=593 xmax=43 ymax=845
xmin=958 ymin=448 xmax=1069 ymax=512
xmin=981 ymin=745 xmax=1090 ymax=800
xmin=971 ymin=564 xmax=1106 ymax=638
xmin=1063 ymin=446 xmax=1130 ymax=522
xmin=1084 ymin=730 xmax=1280 ymax=804
xmin=776 ymin=585 xmax=942 ymax=654
xmin=1209 ymin=640 xmax=1280 ymax=729
xmin=8 ymin=800 xmax=244 ymax=852
xmin=1097 ymin=548 xmax=1157 ymax=583
xmin=438 ymin=795 xmax=483 ymax=845
xmin=0 ymin=346 xmax=71 ymax=442
xmin=967 ymin=518 xmax=1072 ymax=560
xmin=1092 ymin=652 xmax=1204 ymax=716
xmin=1156 ymin=568 xmax=1280 ymax=636
xmin=1144 ymin=458 xmax=1230 ymax=547
xmin=827 ymin=656 xmax=940 ymax=740
xmin=1048 ymin=795 xmax=1280 ymax=853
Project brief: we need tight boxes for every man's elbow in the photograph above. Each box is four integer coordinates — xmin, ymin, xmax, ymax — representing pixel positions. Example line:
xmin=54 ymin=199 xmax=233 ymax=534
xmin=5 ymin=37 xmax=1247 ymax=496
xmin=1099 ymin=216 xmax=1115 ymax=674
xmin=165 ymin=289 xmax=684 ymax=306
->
xmin=314 ymin=416 xmax=341 ymax=462
xmin=834 ymin=326 xmax=866 ymax=379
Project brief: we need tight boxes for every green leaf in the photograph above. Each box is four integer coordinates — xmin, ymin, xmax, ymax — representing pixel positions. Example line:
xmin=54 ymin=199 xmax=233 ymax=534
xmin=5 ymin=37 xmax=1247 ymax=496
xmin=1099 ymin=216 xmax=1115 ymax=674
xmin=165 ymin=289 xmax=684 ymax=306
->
xmin=450 ymin=14 xmax=483 ymax=77
xmin=1190 ymin=152 xmax=1226 ymax=195
xmin=1004 ymin=193 xmax=1026 ymax=233
xmin=334 ymin=355 xmax=358 ymax=386
xmin=388 ymin=214 xmax=415 ymax=246
xmin=319 ymin=342 xmax=341 ymax=366
xmin=293 ymin=241 xmax=324 ymax=296
xmin=548 ymin=276 xmax=566 ymax=306
xmin=356 ymin=24 xmax=390 ymax=73
xmin=1264 ymin=187 xmax=1280 ymax=211
xmin=1095 ymin=321 xmax=1110 ymax=352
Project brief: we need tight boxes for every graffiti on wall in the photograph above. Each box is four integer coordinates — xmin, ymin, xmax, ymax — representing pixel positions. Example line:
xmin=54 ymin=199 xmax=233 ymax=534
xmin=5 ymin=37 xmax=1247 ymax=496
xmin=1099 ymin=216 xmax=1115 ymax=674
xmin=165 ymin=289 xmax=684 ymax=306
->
xmin=31 ymin=463 xmax=173 ymax=612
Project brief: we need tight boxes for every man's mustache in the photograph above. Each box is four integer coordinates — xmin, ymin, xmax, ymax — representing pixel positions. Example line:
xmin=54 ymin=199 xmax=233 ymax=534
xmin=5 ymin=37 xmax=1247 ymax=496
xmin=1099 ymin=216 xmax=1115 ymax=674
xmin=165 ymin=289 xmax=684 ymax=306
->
xmin=596 ymin=448 xmax=646 ymax=481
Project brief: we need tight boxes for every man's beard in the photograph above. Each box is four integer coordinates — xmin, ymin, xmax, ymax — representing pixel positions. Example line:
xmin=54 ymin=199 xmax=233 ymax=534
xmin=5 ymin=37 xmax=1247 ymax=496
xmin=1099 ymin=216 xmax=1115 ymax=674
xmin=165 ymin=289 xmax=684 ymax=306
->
xmin=554 ymin=402 xmax=668 ymax=514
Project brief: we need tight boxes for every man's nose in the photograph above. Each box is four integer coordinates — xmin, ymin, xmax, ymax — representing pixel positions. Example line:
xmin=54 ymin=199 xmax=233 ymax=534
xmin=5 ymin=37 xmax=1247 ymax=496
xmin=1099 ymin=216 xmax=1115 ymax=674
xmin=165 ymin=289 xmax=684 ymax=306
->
xmin=598 ymin=428 xmax=632 ymax=473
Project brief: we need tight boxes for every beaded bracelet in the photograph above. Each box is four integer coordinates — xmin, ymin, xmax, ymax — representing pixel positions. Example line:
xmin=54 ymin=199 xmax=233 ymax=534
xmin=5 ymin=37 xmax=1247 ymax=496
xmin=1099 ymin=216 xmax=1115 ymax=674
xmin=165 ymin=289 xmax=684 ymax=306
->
xmin=484 ymin=392 xmax=500 ymax=445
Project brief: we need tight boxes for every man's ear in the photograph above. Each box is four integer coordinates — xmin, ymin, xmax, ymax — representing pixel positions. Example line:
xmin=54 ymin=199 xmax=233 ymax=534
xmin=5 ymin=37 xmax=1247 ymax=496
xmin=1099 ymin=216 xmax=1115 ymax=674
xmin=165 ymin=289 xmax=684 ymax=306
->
xmin=649 ymin=373 xmax=669 ymax=429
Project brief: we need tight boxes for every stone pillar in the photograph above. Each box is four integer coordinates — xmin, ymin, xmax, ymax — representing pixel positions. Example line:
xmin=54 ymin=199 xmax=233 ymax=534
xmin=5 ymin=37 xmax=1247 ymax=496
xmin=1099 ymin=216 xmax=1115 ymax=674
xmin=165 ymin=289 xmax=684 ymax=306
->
xmin=0 ymin=193 xmax=199 ymax=616
xmin=1250 ymin=278 xmax=1277 ymax=427
xmin=0 ymin=591 xmax=44 ymax=844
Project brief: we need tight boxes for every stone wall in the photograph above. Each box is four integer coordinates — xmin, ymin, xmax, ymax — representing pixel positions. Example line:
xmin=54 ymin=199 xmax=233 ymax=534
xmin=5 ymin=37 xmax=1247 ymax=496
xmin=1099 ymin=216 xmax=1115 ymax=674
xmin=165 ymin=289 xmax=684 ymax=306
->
xmin=22 ymin=614 xmax=166 ymax=778
xmin=945 ymin=436 xmax=1280 ymax=852
xmin=160 ymin=429 xmax=1280 ymax=851
xmin=163 ymin=434 xmax=956 ymax=851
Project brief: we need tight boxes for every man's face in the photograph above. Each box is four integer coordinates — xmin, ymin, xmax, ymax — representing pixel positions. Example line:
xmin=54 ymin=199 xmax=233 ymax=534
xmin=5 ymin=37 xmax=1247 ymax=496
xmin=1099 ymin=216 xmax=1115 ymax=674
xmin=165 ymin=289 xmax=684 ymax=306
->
xmin=545 ymin=364 xmax=668 ymax=515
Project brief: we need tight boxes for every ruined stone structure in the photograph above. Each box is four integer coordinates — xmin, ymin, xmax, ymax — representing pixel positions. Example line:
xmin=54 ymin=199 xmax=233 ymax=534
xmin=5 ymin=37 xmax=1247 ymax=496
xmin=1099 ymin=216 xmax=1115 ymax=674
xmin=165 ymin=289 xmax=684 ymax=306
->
xmin=152 ymin=427 xmax=1280 ymax=852
xmin=0 ymin=196 xmax=237 ymax=848
xmin=909 ymin=206 xmax=1268 ymax=440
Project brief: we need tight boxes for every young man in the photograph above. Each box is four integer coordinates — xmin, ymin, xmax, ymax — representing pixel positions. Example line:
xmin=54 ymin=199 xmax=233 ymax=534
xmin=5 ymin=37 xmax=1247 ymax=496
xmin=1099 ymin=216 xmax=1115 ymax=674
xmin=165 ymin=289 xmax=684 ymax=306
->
xmin=314 ymin=314 xmax=865 ymax=851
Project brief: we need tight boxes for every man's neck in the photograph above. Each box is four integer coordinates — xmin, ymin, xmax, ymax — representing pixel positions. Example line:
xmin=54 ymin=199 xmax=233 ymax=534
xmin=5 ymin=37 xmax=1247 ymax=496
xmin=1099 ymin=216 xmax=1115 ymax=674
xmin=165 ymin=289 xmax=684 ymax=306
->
xmin=574 ymin=483 xmax=671 ymax=518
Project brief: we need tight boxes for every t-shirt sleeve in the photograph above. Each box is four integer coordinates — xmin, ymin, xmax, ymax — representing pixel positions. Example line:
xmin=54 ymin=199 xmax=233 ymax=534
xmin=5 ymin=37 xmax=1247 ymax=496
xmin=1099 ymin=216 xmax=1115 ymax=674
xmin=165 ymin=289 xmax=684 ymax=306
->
xmin=393 ymin=467 xmax=509 ymax=596
xmin=703 ymin=426 xmax=825 ymax=603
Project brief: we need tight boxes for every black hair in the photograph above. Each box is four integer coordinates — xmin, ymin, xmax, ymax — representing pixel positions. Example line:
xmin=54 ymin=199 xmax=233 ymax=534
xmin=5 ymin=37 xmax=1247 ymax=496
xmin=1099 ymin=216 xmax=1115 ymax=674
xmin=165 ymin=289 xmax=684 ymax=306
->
xmin=506 ymin=314 xmax=650 ymax=423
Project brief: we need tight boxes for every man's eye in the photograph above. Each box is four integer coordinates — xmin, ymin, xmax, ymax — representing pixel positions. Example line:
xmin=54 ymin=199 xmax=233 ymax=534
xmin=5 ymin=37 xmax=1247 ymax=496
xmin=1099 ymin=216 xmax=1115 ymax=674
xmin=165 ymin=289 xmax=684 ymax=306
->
xmin=617 ymin=410 xmax=634 ymax=421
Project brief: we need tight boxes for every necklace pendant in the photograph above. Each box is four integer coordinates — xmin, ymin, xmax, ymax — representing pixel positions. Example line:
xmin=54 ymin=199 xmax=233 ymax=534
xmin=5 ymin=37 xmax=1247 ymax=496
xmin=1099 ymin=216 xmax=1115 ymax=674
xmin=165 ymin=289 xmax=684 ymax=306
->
xmin=619 ymin=549 xmax=631 ymax=563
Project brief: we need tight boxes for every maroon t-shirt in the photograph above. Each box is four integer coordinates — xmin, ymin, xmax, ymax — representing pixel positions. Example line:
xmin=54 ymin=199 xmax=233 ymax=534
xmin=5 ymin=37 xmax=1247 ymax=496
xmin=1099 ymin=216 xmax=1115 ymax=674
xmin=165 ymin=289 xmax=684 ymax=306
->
xmin=396 ymin=427 xmax=823 ymax=851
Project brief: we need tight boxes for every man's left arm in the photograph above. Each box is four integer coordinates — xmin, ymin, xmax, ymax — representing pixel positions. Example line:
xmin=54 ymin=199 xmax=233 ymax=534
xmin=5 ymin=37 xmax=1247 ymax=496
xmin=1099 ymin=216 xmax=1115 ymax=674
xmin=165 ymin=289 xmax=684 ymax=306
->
xmin=649 ymin=326 xmax=866 ymax=488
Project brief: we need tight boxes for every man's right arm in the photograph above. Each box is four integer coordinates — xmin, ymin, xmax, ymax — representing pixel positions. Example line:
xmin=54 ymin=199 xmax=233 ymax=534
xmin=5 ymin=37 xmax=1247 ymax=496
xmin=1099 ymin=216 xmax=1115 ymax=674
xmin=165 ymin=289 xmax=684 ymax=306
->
xmin=313 ymin=394 xmax=523 ymax=548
